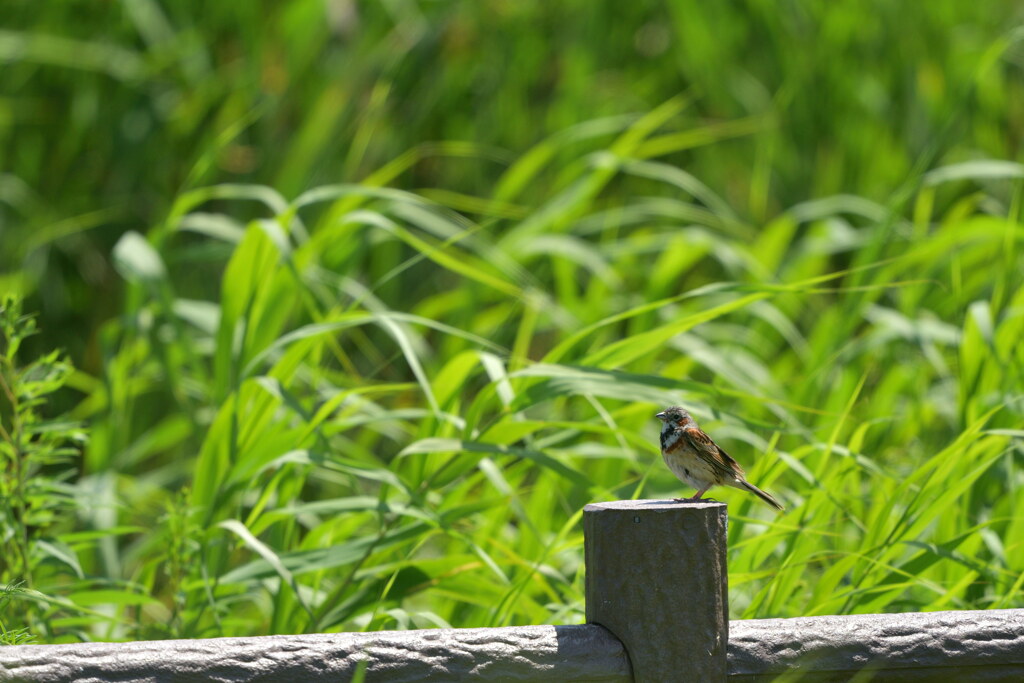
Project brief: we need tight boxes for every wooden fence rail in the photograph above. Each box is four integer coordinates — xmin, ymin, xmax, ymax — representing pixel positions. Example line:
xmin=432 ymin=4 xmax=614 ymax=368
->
xmin=3 ymin=500 xmax=1023 ymax=682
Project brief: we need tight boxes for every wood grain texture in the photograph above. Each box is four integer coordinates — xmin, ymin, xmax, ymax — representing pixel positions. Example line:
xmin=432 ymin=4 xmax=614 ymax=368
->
xmin=0 ymin=624 xmax=631 ymax=683
xmin=729 ymin=609 xmax=1024 ymax=681
xmin=585 ymin=499 xmax=729 ymax=682
xmin=5 ymin=611 xmax=1024 ymax=682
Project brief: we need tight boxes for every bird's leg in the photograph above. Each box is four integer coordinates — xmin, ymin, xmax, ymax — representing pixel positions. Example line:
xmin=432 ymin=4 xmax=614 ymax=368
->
xmin=691 ymin=489 xmax=723 ymax=503
xmin=674 ymin=487 xmax=709 ymax=502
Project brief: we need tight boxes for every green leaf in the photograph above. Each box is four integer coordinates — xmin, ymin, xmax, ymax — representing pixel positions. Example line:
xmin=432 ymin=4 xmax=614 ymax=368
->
xmin=399 ymin=437 xmax=590 ymax=487
xmin=112 ymin=231 xmax=166 ymax=283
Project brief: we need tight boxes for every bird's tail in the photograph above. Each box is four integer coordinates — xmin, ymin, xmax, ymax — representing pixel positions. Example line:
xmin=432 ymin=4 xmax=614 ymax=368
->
xmin=736 ymin=479 xmax=785 ymax=512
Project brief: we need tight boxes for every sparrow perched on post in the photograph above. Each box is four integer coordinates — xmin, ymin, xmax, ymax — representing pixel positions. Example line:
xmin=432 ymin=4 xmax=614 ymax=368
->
xmin=656 ymin=406 xmax=784 ymax=511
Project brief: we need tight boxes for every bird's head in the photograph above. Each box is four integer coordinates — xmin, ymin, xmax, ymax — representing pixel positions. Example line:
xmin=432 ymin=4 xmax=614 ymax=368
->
xmin=655 ymin=405 xmax=690 ymax=424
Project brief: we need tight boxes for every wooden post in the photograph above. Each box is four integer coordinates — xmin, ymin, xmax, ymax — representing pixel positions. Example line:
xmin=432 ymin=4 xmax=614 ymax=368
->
xmin=585 ymin=500 xmax=728 ymax=682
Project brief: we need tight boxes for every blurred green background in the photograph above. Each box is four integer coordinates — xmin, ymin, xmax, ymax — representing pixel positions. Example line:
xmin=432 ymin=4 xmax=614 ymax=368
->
xmin=1 ymin=0 xmax=1023 ymax=643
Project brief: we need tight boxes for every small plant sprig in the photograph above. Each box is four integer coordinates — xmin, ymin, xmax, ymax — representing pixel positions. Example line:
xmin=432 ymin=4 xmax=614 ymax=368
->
xmin=0 ymin=295 xmax=85 ymax=642
xmin=0 ymin=583 xmax=36 ymax=645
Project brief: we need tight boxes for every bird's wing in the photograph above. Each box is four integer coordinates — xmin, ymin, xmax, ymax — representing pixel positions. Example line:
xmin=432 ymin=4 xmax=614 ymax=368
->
xmin=683 ymin=427 xmax=745 ymax=479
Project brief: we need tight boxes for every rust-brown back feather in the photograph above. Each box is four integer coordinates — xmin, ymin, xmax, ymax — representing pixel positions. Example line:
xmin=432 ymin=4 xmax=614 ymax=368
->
xmin=682 ymin=427 xmax=745 ymax=481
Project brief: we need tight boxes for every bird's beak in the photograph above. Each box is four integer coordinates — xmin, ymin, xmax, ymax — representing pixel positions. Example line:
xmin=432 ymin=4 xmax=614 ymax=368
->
xmin=655 ymin=411 xmax=665 ymax=420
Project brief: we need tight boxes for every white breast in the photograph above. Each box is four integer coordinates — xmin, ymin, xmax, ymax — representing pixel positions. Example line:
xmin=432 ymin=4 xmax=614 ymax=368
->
xmin=660 ymin=423 xmax=718 ymax=489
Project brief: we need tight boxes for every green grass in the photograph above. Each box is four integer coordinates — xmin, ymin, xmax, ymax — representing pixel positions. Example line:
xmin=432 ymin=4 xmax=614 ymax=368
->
xmin=1 ymin=1 xmax=1023 ymax=644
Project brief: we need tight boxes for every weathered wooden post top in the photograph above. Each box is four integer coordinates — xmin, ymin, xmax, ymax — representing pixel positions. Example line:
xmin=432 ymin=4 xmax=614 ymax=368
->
xmin=585 ymin=499 xmax=728 ymax=682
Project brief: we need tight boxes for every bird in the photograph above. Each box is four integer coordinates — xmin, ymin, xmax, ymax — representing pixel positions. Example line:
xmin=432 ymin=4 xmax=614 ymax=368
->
xmin=655 ymin=406 xmax=784 ymax=511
